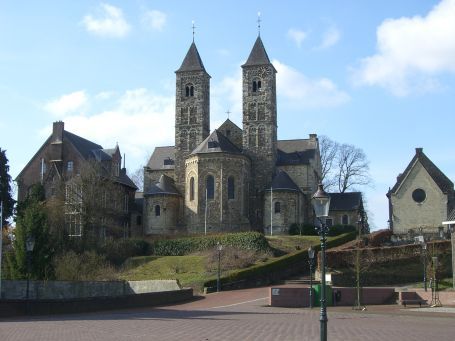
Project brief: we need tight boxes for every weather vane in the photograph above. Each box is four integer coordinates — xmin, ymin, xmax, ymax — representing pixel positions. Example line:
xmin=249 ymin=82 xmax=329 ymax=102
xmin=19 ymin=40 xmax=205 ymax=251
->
xmin=192 ymin=20 xmax=196 ymax=42
xmin=257 ymin=12 xmax=261 ymax=37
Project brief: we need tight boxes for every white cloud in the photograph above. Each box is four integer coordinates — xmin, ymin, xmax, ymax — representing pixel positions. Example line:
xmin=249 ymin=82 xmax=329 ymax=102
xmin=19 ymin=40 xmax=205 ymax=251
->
xmin=44 ymin=90 xmax=88 ymax=116
xmin=82 ymin=3 xmax=130 ymax=38
xmin=141 ymin=10 xmax=167 ymax=31
xmin=317 ymin=26 xmax=340 ymax=49
xmin=273 ymin=59 xmax=350 ymax=108
xmin=287 ymin=28 xmax=307 ymax=48
xmin=212 ymin=68 xmax=243 ymax=127
xmin=352 ymin=0 xmax=455 ymax=96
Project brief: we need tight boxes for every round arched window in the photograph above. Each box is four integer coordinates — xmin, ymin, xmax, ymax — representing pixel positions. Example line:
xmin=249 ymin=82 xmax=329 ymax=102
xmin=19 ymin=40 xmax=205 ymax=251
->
xmin=412 ymin=188 xmax=426 ymax=203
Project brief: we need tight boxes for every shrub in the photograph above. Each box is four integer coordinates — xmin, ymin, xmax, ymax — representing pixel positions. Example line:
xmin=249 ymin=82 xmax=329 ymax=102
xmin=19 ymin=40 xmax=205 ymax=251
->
xmin=101 ymin=238 xmax=151 ymax=266
xmin=151 ymin=232 xmax=270 ymax=256
xmin=203 ymin=232 xmax=356 ymax=289
xmin=328 ymin=224 xmax=356 ymax=236
xmin=205 ymin=246 xmax=271 ymax=272
xmin=289 ymin=223 xmax=318 ymax=236
xmin=53 ymin=250 xmax=117 ymax=281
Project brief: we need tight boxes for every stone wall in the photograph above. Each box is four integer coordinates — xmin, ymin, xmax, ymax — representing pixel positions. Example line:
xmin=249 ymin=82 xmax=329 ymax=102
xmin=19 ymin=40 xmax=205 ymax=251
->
xmin=185 ymin=153 xmax=251 ymax=233
xmin=391 ymin=161 xmax=448 ymax=235
xmin=143 ymin=194 xmax=181 ymax=234
xmin=0 ymin=280 xmax=182 ymax=300
xmin=263 ymin=190 xmax=303 ymax=234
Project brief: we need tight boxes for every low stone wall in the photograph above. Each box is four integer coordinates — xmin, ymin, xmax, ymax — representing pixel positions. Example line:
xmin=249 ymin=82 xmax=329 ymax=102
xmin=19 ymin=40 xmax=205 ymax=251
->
xmin=0 ymin=288 xmax=193 ymax=317
xmin=1 ymin=280 xmax=181 ymax=300
xmin=269 ymin=286 xmax=396 ymax=308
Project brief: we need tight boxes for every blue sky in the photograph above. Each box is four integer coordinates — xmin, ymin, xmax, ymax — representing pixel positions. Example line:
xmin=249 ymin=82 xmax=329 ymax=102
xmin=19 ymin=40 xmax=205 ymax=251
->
xmin=1 ymin=0 xmax=455 ymax=229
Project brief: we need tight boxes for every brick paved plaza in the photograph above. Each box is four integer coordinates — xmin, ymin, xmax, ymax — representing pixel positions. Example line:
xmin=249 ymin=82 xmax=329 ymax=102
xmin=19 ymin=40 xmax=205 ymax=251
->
xmin=1 ymin=287 xmax=455 ymax=341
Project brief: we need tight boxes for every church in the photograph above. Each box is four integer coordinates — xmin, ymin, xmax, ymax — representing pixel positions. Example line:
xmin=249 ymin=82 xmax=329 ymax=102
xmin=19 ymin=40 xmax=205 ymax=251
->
xmin=143 ymin=34 xmax=322 ymax=235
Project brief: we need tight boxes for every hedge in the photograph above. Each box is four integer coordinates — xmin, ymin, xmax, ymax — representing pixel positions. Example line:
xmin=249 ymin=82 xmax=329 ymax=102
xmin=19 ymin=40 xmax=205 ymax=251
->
xmin=203 ymin=231 xmax=356 ymax=289
xmin=151 ymin=232 xmax=271 ymax=256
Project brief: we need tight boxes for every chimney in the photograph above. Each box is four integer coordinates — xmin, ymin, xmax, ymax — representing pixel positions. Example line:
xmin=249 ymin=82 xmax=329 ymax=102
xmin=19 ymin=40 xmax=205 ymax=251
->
xmin=415 ymin=147 xmax=423 ymax=155
xmin=53 ymin=121 xmax=64 ymax=143
xmin=309 ymin=133 xmax=317 ymax=141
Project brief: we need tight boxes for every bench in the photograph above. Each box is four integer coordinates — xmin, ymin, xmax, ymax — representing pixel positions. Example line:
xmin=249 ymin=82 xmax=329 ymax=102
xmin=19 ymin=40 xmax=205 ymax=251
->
xmin=398 ymin=291 xmax=427 ymax=307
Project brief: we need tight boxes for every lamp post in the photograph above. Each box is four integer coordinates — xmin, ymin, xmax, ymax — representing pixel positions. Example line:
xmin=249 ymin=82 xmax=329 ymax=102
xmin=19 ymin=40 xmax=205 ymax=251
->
xmin=354 ymin=214 xmax=364 ymax=310
xmin=216 ymin=242 xmax=223 ymax=292
xmin=25 ymin=235 xmax=35 ymax=313
xmin=312 ymin=184 xmax=331 ymax=341
xmin=308 ymin=247 xmax=315 ymax=309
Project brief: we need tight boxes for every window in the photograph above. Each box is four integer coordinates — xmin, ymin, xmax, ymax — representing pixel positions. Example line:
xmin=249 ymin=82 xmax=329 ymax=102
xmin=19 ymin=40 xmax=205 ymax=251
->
xmin=124 ymin=194 xmax=129 ymax=212
xmin=189 ymin=130 xmax=197 ymax=151
xmin=206 ymin=175 xmax=214 ymax=199
xmin=180 ymin=130 xmax=188 ymax=150
xmin=252 ymin=80 xmax=262 ymax=93
xmin=67 ymin=161 xmax=73 ymax=172
xmin=326 ymin=218 xmax=333 ymax=227
xmin=342 ymin=214 xmax=349 ymax=225
xmin=155 ymin=205 xmax=161 ymax=216
xmin=226 ymin=129 xmax=231 ymax=138
xmin=228 ymin=176 xmax=235 ymax=199
xmin=412 ymin=188 xmax=426 ymax=203
xmin=257 ymin=103 xmax=265 ymax=121
xmin=136 ymin=215 xmax=142 ymax=226
xmin=274 ymin=201 xmax=281 ymax=214
xmin=190 ymin=177 xmax=195 ymax=201
xmin=258 ymin=126 xmax=266 ymax=146
xmin=189 ymin=107 xmax=197 ymax=124
xmin=249 ymin=127 xmax=257 ymax=147
xmin=185 ymin=84 xmax=194 ymax=97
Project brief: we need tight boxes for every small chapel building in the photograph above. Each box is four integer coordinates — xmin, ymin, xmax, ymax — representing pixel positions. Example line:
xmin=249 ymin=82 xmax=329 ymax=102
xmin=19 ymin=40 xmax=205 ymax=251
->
xmin=143 ymin=35 xmax=322 ymax=235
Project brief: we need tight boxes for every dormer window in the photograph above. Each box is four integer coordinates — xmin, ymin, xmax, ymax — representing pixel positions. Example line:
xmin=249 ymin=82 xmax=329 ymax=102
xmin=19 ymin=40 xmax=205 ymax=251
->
xmin=67 ymin=161 xmax=73 ymax=172
xmin=208 ymin=140 xmax=218 ymax=149
xmin=185 ymin=84 xmax=195 ymax=97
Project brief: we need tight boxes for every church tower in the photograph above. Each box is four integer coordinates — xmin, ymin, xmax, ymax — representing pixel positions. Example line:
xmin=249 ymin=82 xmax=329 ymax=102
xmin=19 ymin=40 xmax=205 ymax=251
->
xmin=174 ymin=42 xmax=211 ymax=193
xmin=242 ymin=36 xmax=277 ymax=228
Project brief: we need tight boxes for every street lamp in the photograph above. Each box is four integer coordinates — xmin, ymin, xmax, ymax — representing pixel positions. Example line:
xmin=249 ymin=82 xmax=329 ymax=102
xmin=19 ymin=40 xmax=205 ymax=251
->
xmin=419 ymin=238 xmax=427 ymax=292
xmin=308 ymin=247 xmax=315 ymax=309
xmin=216 ymin=242 xmax=223 ymax=292
xmin=311 ymin=184 xmax=331 ymax=341
xmin=25 ymin=235 xmax=35 ymax=303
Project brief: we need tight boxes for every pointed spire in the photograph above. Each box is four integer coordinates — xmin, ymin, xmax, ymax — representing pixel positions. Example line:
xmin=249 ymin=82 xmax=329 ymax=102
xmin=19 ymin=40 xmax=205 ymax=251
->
xmin=176 ymin=42 xmax=206 ymax=72
xmin=242 ymin=36 xmax=272 ymax=67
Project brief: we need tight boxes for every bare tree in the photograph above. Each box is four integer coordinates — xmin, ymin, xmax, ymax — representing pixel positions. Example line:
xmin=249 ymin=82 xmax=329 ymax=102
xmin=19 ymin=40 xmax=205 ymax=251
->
xmin=319 ymin=135 xmax=339 ymax=192
xmin=129 ymin=166 xmax=144 ymax=192
xmin=336 ymin=144 xmax=371 ymax=193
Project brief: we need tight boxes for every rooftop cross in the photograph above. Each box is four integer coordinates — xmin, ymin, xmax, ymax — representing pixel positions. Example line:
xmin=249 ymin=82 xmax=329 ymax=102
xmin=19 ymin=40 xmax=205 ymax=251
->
xmin=226 ymin=109 xmax=231 ymax=119
xmin=257 ymin=12 xmax=261 ymax=37
xmin=192 ymin=20 xmax=196 ymax=42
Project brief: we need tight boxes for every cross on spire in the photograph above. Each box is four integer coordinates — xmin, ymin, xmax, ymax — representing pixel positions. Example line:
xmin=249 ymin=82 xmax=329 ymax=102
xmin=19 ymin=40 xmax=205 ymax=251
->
xmin=257 ymin=12 xmax=261 ymax=37
xmin=226 ymin=109 xmax=231 ymax=119
xmin=192 ymin=20 xmax=196 ymax=42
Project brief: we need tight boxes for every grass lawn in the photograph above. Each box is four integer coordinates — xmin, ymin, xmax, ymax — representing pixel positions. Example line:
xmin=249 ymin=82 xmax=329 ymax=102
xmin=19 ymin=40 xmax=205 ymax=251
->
xmin=267 ymin=235 xmax=331 ymax=254
xmin=119 ymin=255 xmax=217 ymax=290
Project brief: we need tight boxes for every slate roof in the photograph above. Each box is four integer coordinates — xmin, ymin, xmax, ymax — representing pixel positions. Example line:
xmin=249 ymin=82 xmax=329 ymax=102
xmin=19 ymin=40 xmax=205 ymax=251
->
xmin=144 ymin=174 xmax=180 ymax=196
xmin=389 ymin=148 xmax=454 ymax=195
xmin=147 ymin=146 xmax=176 ymax=170
xmin=276 ymin=139 xmax=317 ymax=166
xmin=267 ymin=170 xmax=301 ymax=192
xmin=64 ymin=131 xmax=102 ymax=160
xmin=329 ymin=192 xmax=363 ymax=211
xmin=176 ymin=42 xmax=207 ymax=73
xmin=191 ymin=130 xmax=242 ymax=155
xmin=91 ymin=149 xmax=114 ymax=161
xmin=242 ymin=37 xmax=272 ymax=67
xmin=115 ymin=169 xmax=138 ymax=190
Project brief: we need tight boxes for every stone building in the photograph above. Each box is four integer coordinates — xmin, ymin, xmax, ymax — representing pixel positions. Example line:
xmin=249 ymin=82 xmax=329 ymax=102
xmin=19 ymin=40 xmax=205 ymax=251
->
xmin=144 ymin=35 xmax=321 ymax=235
xmin=327 ymin=192 xmax=366 ymax=231
xmin=387 ymin=148 xmax=454 ymax=236
xmin=16 ymin=121 xmax=138 ymax=238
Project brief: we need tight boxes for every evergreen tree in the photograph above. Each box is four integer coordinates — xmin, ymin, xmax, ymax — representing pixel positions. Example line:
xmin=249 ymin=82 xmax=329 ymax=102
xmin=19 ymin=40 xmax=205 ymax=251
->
xmin=8 ymin=184 xmax=53 ymax=279
xmin=0 ymin=148 xmax=15 ymax=227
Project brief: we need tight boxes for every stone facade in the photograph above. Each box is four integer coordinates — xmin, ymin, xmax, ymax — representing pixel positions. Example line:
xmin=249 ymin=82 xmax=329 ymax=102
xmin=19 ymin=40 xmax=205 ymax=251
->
xmin=143 ymin=36 xmax=321 ymax=235
xmin=388 ymin=148 xmax=454 ymax=236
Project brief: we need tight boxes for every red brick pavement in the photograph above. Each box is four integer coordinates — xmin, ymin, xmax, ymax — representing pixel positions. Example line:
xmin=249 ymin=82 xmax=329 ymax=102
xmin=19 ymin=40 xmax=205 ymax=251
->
xmin=1 ymin=286 xmax=455 ymax=341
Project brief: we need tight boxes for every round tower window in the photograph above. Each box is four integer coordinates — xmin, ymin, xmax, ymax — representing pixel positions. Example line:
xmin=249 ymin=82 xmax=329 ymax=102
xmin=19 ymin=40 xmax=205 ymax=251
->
xmin=412 ymin=188 xmax=426 ymax=203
